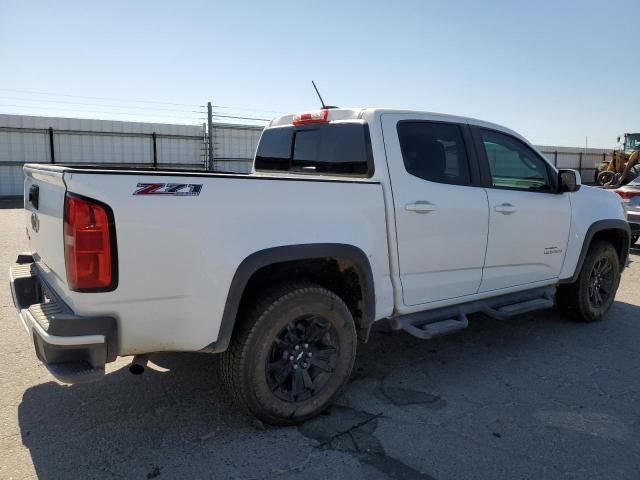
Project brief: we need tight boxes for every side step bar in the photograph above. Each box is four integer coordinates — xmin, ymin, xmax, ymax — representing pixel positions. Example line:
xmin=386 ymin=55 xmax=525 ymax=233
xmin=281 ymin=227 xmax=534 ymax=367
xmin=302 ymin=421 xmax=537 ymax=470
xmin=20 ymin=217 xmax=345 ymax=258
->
xmin=481 ymin=297 xmax=554 ymax=320
xmin=390 ymin=286 xmax=555 ymax=340
xmin=398 ymin=312 xmax=469 ymax=340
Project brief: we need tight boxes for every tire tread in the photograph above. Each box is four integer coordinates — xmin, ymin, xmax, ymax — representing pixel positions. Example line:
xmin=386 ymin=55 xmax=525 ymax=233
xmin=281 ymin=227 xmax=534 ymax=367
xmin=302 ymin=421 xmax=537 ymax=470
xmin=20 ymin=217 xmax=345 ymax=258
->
xmin=557 ymin=240 xmax=620 ymax=322
xmin=218 ymin=282 xmax=354 ymax=424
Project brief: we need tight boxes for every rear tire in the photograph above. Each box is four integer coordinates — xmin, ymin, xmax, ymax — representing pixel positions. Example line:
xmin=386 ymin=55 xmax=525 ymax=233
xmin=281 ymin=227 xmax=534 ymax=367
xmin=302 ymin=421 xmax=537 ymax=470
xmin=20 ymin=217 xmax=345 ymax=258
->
xmin=218 ymin=283 xmax=357 ymax=426
xmin=556 ymin=240 xmax=621 ymax=322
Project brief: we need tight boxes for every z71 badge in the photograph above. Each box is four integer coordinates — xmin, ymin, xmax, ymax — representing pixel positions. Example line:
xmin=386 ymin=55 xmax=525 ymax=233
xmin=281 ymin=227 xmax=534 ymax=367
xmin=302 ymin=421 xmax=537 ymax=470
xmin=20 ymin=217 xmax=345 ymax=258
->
xmin=133 ymin=183 xmax=202 ymax=196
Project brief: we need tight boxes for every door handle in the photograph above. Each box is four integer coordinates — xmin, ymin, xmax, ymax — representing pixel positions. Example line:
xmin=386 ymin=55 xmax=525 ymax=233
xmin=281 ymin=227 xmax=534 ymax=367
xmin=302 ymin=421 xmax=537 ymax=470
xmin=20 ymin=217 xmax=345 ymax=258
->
xmin=406 ymin=201 xmax=435 ymax=214
xmin=494 ymin=203 xmax=516 ymax=215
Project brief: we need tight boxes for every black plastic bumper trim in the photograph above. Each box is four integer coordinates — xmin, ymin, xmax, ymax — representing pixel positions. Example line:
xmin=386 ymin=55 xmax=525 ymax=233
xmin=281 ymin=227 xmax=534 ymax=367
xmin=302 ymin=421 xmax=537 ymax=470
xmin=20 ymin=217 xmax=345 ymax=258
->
xmin=10 ymin=255 xmax=118 ymax=368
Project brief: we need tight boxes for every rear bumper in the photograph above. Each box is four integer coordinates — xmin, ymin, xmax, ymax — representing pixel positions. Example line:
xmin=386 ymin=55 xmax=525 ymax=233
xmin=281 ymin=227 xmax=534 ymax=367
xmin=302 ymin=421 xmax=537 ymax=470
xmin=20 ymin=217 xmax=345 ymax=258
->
xmin=9 ymin=253 xmax=117 ymax=384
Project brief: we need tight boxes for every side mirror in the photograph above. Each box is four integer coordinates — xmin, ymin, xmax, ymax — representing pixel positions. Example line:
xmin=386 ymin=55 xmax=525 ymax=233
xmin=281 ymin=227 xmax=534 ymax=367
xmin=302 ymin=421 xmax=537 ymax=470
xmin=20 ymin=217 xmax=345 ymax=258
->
xmin=558 ymin=169 xmax=581 ymax=193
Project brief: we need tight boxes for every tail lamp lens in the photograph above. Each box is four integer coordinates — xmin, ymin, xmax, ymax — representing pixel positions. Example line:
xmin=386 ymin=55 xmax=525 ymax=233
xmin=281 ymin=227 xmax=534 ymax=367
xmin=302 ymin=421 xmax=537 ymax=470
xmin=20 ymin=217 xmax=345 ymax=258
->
xmin=614 ymin=190 xmax=640 ymax=200
xmin=64 ymin=193 xmax=116 ymax=291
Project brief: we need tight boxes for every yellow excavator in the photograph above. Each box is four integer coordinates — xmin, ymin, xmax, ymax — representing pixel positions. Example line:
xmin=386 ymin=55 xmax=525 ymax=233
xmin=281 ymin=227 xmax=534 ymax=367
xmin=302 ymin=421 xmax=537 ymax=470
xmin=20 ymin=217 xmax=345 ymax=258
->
xmin=597 ymin=133 xmax=640 ymax=187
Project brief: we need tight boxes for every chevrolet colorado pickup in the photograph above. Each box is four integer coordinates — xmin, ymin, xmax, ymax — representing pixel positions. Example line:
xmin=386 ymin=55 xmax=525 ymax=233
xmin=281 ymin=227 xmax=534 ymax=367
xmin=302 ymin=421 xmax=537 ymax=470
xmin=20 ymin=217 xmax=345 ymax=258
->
xmin=10 ymin=108 xmax=630 ymax=425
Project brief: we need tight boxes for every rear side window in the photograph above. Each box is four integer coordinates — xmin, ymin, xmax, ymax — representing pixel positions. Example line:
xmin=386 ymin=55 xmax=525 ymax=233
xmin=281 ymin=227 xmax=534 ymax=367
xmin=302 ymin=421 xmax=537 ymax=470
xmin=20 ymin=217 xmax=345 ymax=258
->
xmin=397 ymin=121 xmax=471 ymax=185
xmin=255 ymin=123 xmax=372 ymax=176
xmin=254 ymin=126 xmax=292 ymax=171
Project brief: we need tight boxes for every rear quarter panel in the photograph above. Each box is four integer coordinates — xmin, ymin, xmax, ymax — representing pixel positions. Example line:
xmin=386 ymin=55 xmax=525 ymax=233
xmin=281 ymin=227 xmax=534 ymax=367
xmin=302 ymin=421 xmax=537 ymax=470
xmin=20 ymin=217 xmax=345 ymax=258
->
xmin=63 ymin=171 xmax=394 ymax=355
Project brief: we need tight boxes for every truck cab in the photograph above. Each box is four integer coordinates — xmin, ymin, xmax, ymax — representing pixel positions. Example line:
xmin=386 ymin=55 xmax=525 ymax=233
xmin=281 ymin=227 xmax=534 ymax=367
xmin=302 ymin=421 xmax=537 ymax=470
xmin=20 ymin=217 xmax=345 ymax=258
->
xmin=622 ymin=133 xmax=640 ymax=154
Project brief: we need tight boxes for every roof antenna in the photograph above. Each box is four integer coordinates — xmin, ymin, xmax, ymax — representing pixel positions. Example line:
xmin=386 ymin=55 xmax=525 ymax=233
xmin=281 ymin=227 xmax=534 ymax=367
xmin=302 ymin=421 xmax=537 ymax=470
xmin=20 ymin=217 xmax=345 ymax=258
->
xmin=311 ymin=80 xmax=337 ymax=109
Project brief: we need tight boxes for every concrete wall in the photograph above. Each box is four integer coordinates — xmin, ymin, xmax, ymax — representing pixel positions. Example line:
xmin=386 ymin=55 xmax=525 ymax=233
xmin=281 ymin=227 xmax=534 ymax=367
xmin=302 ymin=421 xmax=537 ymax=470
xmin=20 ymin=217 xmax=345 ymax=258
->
xmin=537 ymin=145 xmax=611 ymax=184
xmin=0 ymin=113 xmax=613 ymax=196
xmin=0 ymin=114 xmax=264 ymax=196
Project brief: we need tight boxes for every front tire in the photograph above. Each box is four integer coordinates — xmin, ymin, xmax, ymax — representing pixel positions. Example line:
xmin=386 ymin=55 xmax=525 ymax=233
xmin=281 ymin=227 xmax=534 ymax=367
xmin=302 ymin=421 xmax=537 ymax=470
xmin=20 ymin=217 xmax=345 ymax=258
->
xmin=556 ymin=240 xmax=621 ymax=322
xmin=219 ymin=283 xmax=357 ymax=426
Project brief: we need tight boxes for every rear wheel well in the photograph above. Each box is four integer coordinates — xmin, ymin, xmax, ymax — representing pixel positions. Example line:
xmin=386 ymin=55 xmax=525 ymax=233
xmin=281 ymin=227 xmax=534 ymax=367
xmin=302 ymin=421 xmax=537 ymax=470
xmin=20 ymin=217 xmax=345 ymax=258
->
xmin=237 ymin=258 xmax=369 ymax=337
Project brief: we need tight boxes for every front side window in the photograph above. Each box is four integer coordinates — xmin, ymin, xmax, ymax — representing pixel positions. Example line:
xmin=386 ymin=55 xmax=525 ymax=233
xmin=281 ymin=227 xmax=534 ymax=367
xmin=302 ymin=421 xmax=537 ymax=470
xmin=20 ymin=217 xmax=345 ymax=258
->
xmin=255 ymin=123 xmax=371 ymax=176
xmin=397 ymin=121 xmax=471 ymax=185
xmin=480 ymin=129 xmax=553 ymax=191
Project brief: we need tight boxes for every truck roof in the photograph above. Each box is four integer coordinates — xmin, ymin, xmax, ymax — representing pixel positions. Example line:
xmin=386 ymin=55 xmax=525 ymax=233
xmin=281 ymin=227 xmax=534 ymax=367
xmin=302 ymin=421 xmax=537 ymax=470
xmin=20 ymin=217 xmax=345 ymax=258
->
xmin=269 ymin=107 xmax=523 ymax=140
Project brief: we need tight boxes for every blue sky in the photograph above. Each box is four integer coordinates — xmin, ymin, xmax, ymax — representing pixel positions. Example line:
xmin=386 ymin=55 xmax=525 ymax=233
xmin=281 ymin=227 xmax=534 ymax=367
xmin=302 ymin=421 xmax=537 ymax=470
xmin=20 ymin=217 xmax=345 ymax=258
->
xmin=1 ymin=0 xmax=638 ymax=148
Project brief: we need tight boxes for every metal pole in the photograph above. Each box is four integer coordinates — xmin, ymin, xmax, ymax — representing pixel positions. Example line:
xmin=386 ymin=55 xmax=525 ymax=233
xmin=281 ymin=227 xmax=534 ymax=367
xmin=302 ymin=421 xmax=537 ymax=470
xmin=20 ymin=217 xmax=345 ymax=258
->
xmin=152 ymin=132 xmax=157 ymax=167
xmin=554 ymin=151 xmax=558 ymax=167
xmin=207 ymin=102 xmax=214 ymax=170
xmin=579 ymin=152 xmax=583 ymax=175
xmin=48 ymin=127 xmax=55 ymax=164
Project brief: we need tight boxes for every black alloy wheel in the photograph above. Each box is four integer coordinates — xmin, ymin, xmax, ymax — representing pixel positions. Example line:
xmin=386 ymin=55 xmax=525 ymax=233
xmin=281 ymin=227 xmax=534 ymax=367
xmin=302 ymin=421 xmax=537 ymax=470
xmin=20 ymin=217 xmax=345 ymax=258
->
xmin=266 ymin=314 xmax=338 ymax=402
xmin=587 ymin=257 xmax=615 ymax=308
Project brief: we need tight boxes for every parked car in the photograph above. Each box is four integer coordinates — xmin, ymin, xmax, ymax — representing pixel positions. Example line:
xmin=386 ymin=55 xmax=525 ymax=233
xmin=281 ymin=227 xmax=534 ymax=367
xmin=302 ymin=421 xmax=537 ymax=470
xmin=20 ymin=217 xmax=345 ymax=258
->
xmin=10 ymin=108 xmax=630 ymax=425
xmin=614 ymin=176 xmax=640 ymax=244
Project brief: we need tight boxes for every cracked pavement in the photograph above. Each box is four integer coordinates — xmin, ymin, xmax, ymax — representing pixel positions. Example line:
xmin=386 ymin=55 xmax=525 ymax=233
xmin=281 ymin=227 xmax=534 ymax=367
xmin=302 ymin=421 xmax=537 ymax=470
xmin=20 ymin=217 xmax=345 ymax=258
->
xmin=1 ymin=198 xmax=640 ymax=479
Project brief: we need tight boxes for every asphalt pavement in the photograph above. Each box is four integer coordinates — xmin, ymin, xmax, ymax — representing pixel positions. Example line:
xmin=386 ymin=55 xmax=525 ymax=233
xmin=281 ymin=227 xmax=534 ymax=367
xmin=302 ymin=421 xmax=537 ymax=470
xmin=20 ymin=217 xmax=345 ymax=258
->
xmin=1 ymin=198 xmax=639 ymax=479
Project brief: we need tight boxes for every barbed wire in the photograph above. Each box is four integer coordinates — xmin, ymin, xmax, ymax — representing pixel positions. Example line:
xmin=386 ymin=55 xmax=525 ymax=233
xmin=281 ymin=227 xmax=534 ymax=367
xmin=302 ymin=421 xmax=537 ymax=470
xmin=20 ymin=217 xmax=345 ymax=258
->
xmin=0 ymin=88 xmax=284 ymax=116
xmin=0 ymin=104 xmax=205 ymax=124
xmin=0 ymin=88 xmax=202 ymax=107
xmin=0 ymin=96 xmax=200 ymax=113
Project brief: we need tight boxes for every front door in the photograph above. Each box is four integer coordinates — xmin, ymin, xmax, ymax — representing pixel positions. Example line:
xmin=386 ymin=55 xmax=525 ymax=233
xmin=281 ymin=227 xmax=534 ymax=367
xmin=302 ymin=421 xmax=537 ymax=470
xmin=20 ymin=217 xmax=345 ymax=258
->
xmin=474 ymin=127 xmax=571 ymax=292
xmin=382 ymin=114 xmax=489 ymax=306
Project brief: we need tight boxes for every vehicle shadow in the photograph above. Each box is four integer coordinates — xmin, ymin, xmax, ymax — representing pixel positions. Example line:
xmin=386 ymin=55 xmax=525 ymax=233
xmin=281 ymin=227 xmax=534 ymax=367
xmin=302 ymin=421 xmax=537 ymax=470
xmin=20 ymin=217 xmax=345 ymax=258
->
xmin=17 ymin=300 xmax=640 ymax=479
xmin=17 ymin=353 xmax=255 ymax=479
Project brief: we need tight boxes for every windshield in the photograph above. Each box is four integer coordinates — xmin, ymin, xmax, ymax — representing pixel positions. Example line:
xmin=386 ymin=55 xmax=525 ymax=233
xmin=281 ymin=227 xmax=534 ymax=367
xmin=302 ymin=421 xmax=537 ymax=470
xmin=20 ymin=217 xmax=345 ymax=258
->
xmin=624 ymin=134 xmax=640 ymax=153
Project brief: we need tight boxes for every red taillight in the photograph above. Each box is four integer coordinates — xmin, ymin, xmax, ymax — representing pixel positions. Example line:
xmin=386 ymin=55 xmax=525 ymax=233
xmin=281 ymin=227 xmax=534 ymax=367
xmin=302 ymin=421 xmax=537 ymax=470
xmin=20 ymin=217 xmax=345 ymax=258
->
xmin=64 ymin=193 xmax=116 ymax=291
xmin=614 ymin=190 xmax=640 ymax=200
xmin=292 ymin=109 xmax=329 ymax=125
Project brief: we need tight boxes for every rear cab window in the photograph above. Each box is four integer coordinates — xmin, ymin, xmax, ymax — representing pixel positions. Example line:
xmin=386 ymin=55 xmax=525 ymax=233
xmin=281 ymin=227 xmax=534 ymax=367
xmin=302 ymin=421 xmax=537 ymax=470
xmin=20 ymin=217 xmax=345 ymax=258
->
xmin=255 ymin=122 xmax=373 ymax=177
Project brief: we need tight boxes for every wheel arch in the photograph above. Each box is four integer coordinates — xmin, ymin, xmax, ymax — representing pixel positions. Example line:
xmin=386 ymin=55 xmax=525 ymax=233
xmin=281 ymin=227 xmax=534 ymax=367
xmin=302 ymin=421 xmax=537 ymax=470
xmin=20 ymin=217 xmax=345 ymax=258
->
xmin=203 ymin=243 xmax=375 ymax=353
xmin=561 ymin=219 xmax=630 ymax=284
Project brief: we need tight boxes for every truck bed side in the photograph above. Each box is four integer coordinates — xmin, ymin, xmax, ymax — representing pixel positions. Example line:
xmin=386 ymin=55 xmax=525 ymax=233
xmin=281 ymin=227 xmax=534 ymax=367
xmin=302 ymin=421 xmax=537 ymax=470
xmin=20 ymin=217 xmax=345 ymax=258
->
xmin=24 ymin=165 xmax=394 ymax=355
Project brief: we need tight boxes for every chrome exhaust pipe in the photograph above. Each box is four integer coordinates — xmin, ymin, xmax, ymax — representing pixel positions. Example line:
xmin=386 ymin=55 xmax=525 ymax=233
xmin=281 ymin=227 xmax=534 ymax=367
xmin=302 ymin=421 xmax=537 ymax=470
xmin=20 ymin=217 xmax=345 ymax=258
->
xmin=129 ymin=354 xmax=149 ymax=375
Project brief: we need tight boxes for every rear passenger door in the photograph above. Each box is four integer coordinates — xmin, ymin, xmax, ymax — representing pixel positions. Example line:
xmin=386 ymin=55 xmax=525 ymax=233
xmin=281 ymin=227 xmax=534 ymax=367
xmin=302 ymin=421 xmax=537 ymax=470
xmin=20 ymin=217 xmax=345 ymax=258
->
xmin=382 ymin=114 xmax=489 ymax=306
xmin=472 ymin=127 xmax=571 ymax=292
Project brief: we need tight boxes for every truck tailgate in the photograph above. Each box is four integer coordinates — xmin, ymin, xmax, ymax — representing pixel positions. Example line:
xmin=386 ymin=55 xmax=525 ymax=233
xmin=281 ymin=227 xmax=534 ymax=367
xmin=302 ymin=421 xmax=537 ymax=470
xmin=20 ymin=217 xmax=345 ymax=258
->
xmin=23 ymin=165 xmax=69 ymax=293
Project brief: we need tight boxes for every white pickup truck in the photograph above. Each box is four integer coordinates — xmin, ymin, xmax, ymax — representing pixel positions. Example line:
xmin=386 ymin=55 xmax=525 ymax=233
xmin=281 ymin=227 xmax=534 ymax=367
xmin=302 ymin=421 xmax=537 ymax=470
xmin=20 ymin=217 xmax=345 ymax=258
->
xmin=10 ymin=108 xmax=630 ymax=425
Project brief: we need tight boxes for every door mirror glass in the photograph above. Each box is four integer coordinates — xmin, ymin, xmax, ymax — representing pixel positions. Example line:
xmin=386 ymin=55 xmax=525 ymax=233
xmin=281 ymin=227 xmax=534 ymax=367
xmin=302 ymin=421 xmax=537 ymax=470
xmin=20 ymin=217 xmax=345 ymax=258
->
xmin=558 ymin=169 xmax=581 ymax=192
